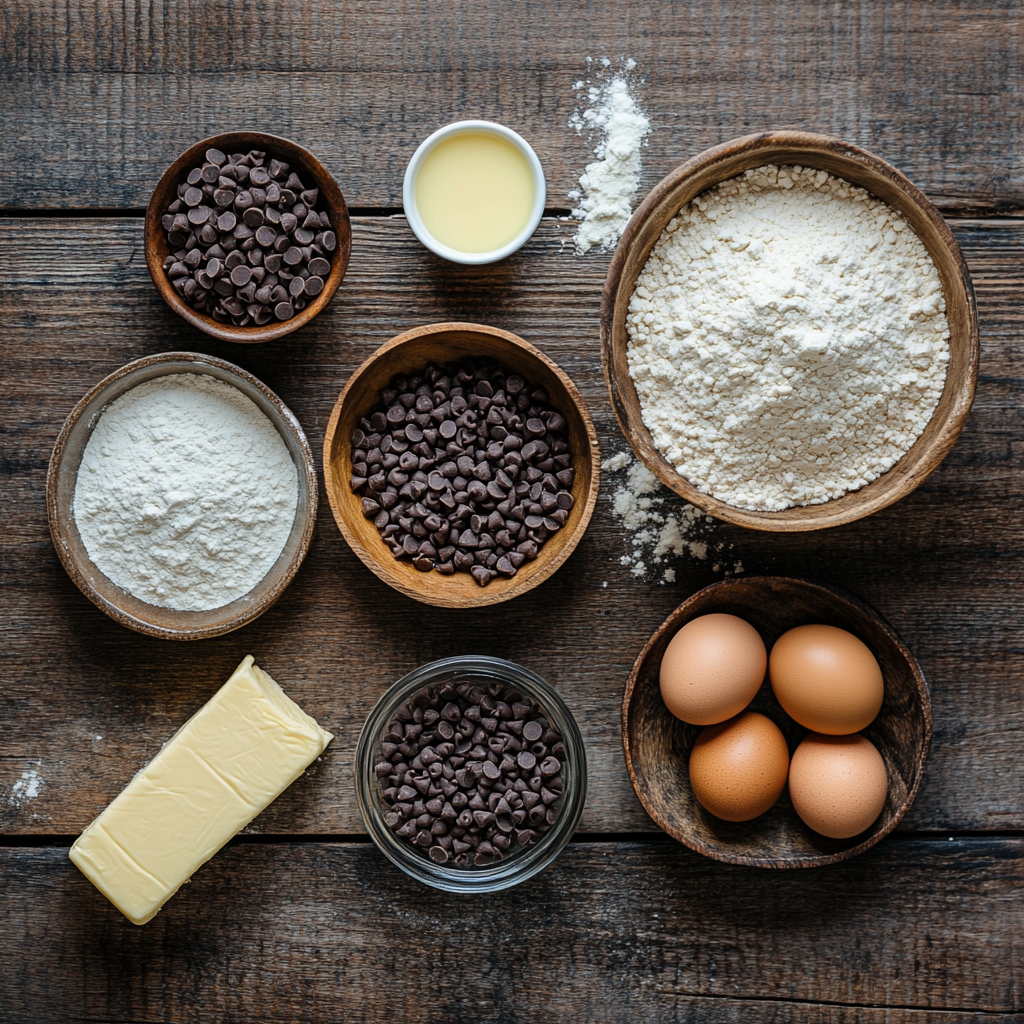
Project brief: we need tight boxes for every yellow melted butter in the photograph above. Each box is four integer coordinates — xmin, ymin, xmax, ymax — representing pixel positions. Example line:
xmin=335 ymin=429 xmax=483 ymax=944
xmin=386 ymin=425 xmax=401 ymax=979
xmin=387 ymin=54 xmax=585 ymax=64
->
xmin=415 ymin=132 xmax=536 ymax=253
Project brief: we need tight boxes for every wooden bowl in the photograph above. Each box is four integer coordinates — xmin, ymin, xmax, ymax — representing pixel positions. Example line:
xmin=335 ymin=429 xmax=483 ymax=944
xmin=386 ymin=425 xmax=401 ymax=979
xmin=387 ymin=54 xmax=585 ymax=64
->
xmin=47 ymin=352 xmax=318 ymax=640
xmin=323 ymin=322 xmax=600 ymax=607
xmin=622 ymin=576 xmax=931 ymax=867
xmin=145 ymin=131 xmax=352 ymax=344
xmin=602 ymin=130 xmax=980 ymax=531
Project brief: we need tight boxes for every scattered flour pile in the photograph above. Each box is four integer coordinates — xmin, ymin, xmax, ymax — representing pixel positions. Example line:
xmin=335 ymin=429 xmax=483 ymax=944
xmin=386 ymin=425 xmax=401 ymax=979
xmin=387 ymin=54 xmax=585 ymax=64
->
xmin=569 ymin=60 xmax=651 ymax=253
xmin=602 ymin=452 xmax=743 ymax=583
xmin=627 ymin=164 xmax=950 ymax=511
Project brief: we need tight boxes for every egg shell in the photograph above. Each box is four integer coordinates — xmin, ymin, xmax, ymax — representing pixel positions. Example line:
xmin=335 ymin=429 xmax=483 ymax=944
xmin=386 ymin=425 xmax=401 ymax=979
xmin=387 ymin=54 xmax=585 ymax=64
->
xmin=789 ymin=733 xmax=888 ymax=839
xmin=659 ymin=613 xmax=767 ymax=726
xmin=769 ymin=624 xmax=884 ymax=735
xmin=688 ymin=711 xmax=790 ymax=822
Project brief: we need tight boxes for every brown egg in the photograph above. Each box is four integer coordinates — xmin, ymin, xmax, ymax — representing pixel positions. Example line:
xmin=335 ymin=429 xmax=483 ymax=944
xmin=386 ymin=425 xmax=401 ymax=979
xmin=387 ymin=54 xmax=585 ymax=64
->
xmin=659 ymin=613 xmax=767 ymax=725
xmin=688 ymin=711 xmax=790 ymax=822
xmin=789 ymin=733 xmax=888 ymax=839
xmin=769 ymin=624 xmax=884 ymax=734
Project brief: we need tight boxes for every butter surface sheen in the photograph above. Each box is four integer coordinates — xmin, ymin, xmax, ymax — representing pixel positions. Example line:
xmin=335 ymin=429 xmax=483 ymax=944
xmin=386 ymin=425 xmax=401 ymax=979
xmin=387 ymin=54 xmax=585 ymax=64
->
xmin=69 ymin=656 xmax=332 ymax=925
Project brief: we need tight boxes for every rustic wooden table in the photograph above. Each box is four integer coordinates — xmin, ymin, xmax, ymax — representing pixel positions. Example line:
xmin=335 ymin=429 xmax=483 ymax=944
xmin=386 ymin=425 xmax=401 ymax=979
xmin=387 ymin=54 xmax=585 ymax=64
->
xmin=2 ymin=2 xmax=1022 ymax=1021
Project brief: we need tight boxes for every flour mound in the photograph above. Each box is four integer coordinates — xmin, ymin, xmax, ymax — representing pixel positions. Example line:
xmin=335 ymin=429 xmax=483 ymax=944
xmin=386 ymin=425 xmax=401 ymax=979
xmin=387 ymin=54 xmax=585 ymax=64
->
xmin=626 ymin=164 xmax=950 ymax=511
xmin=569 ymin=73 xmax=650 ymax=254
xmin=74 ymin=374 xmax=298 ymax=611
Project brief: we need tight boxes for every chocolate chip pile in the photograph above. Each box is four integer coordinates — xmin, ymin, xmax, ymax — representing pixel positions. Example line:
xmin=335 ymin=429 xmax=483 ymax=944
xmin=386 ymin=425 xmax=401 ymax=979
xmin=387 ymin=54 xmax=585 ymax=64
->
xmin=351 ymin=359 xmax=576 ymax=586
xmin=159 ymin=147 xmax=337 ymax=326
xmin=377 ymin=680 xmax=566 ymax=866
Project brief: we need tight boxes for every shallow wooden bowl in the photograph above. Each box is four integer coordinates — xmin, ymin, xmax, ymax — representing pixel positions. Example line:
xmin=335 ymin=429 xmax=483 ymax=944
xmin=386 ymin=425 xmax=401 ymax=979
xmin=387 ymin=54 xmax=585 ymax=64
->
xmin=602 ymin=130 xmax=980 ymax=532
xmin=323 ymin=322 xmax=601 ymax=607
xmin=622 ymin=576 xmax=931 ymax=867
xmin=145 ymin=131 xmax=352 ymax=344
xmin=47 ymin=352 xmax=318 ymax=640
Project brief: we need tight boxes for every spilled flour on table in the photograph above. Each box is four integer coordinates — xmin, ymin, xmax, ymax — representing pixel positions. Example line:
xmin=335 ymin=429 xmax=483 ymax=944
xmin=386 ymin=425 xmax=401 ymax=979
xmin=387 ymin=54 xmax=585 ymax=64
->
xmin=602 ymin=452 xmax=744 ymax=583
xmin=8 ymin=765 xmax=44 ymax=808
xmin=568 ymin=59 xmax=651 ymax=253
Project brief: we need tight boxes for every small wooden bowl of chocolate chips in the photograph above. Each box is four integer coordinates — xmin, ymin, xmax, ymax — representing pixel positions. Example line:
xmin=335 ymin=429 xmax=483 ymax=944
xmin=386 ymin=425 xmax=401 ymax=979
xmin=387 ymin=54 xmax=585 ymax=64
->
xmin=145 ymin=131 xmax=351 ymax=343
xmin=323 ymin=322 xmax=601 ymax=607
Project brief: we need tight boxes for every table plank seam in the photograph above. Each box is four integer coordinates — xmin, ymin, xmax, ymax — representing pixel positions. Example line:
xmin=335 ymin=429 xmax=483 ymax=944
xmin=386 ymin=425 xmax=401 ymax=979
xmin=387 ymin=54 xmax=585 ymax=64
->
xmin=3 ymin=830 xmax=1021 ymax=848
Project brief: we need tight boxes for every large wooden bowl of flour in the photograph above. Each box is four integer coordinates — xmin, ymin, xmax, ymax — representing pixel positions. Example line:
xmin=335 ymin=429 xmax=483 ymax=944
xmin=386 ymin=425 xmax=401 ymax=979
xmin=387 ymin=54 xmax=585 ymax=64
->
xmin=47 ymin=352 xmax=317 ymax=640
xmin=601 ymin=131 xmax=979 ymax=532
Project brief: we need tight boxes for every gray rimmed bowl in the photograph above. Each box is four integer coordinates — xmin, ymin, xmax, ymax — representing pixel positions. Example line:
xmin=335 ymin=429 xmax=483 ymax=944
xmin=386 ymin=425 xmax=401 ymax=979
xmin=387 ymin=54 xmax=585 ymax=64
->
xmin=47 ymin=351 xmax=317 ymax=640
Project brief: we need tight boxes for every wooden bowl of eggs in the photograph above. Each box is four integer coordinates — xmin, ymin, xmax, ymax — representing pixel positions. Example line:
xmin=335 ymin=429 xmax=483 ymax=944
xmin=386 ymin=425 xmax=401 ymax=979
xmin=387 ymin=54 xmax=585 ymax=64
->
xmin=622 ymin=576 xmax=931 ymax=867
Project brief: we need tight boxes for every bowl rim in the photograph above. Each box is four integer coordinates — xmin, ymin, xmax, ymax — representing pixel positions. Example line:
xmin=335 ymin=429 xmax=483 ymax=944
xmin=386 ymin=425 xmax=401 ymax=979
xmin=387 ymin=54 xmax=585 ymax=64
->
xmin=46 ymin=350 xmax=318 ymax=640
xmin=402 ymin=119 xmax=547 ymax=265
xmin=621 ymin=575 xmax=933 ymax=868
xmin=144 ymin=130 xmax=352 ymax=344
xmin=322 ymin=321 xmax=601 ymax=608
xmin=354 ymin=654 xmax=588 ymax=892
xmin=601 ymin=129 xmax=980 ymax=532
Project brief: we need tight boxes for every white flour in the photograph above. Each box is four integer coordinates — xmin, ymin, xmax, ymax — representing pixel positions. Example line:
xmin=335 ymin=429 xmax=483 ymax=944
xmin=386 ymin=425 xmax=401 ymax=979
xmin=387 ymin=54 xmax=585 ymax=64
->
xmin=569 ymin=65 xmax=650 ymax=254
xmin=602 ymin=452 xmax=743 ymax=583
xmin=627 ymin=164 xmax=950 ymax=511
xmin=8 ymin=766 xmax=43 ymax=808
xmin=74 ymin=374 xmax=298 ymax=611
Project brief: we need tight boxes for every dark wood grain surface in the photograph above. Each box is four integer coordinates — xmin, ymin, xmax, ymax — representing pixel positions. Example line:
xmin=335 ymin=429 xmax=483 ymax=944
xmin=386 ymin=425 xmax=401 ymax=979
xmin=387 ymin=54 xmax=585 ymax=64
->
xmin=1 ymin=1 xmax=1022 ymax=1019
xmin=4 ymin=839 xmax=1022 ymax=1020
xmin=3 ymin=1 xmax=1022 ymax=213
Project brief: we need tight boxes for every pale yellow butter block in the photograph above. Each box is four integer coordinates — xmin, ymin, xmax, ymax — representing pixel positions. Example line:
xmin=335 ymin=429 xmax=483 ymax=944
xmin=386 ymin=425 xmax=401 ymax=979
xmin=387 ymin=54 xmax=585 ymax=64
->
xmin=70 ymin=656 xmax=332 ymax=925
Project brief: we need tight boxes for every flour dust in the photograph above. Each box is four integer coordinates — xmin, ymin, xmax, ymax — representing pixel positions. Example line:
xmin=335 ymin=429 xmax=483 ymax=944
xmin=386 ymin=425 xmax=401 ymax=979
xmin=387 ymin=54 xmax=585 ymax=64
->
xmin=7 ymin=765 xmax=44 ymax=808
xmin=602 ymin=452 xmax=744 ymax=583
xmin=568 ymin=59 xmax=650 ymax=254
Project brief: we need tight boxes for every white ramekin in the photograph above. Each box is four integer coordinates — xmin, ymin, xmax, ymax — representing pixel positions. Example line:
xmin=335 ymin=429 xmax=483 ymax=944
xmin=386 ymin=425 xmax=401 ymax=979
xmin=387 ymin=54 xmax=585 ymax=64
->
xmin=403 ymin=120 xmax=546 ymax=265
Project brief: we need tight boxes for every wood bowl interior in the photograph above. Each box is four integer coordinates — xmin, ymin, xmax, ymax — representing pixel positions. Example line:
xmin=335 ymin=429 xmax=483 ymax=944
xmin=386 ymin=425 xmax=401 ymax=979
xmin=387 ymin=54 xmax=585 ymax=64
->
xmin=323 ymin=322 xmax=601 ymax=608
xmin=602 ymin=130 xmax=980 ymax=532
xmin=47 ymin=352 xmax=318 ymax=640
xmin=622 ymin=576 xmax=931 ymax=867
xmin=145 ymin=131 xmax=352 ymax=344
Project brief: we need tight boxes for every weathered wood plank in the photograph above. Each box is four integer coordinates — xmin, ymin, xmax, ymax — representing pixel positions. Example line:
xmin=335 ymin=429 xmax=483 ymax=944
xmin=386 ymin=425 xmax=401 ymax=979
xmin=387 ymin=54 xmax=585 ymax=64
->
xmin=1 ymin=838 xmax=1021 ymax=1020
xmin=1 ymin=218 xmax=1021 ymax=836
xmin=1 ymin=0 xmax=1022 ymax=211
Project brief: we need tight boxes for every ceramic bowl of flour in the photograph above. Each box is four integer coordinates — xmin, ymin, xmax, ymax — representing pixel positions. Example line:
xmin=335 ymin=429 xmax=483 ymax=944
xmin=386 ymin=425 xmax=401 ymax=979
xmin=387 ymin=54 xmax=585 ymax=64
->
xmin=601 ymin=130 xmax=980 ymax=532
xmin=47 ymin=352 xmax=317 ymax=640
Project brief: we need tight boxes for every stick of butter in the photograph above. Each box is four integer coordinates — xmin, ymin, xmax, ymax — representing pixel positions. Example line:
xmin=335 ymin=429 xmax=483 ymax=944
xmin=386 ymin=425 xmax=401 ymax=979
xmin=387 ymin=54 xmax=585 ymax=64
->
xmin=69 ymin=656 xmax=333 ymax=925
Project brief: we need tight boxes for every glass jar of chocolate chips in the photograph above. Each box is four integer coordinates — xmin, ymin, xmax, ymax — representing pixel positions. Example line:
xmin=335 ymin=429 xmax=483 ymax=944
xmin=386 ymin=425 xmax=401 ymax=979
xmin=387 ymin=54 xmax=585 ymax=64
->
xmin=355 ymin=656 xmax=587 ymax=892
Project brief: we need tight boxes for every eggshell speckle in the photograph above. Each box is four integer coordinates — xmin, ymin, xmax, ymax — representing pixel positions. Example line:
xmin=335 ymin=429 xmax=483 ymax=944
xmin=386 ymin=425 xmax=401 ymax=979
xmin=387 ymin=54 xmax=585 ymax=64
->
xmin=789 ymin=733 xmax=888 ymax=839
xmin=688 ymin=711 xmax=790 ymax=822
xmin=660 ymin=613 xmax=767 ymax=725
xmin=769 ymin=624 xmax=884 ymax=735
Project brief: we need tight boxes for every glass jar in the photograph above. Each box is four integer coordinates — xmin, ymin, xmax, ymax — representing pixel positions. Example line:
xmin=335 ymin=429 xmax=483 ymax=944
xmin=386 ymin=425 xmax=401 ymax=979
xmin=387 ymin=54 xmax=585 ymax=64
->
xmin=355 ymin=655 xmax=587 ymax=892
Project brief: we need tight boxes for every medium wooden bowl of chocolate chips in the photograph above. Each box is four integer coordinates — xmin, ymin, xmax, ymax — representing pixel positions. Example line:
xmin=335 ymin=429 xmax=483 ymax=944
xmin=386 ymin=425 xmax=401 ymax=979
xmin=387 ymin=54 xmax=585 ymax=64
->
xmin=145 ymin=131 xmax=351 ymax=343
xmin=323 ymin=322 xmax=601 ymax=607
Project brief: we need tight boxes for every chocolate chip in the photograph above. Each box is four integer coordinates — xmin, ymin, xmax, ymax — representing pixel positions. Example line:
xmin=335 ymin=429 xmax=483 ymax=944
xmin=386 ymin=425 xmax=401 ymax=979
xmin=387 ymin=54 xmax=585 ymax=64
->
xmin=380 ymin=681 xmax=566 ymax=866
xmin=349 ymin=359 xmax=575 ymax=587
xmin=161 ymin=149 xmax=334 ymax=325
